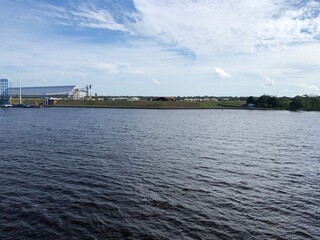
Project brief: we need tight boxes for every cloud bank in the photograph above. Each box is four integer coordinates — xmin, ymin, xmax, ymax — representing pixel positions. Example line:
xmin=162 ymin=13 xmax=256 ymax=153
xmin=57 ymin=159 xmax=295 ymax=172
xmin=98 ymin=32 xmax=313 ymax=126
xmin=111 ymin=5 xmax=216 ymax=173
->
xmin=37 ymin=0 xmax=320 ymax=56
xmin=131 ymin=0 xmax=320 ymax=55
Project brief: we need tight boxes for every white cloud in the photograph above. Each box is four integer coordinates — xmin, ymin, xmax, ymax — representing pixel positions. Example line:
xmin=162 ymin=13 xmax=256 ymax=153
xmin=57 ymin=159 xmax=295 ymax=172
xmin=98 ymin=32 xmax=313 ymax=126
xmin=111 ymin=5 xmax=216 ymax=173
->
xmin=152 ymin=78 xmax=161 ymax=84
xmin=73 ymin=7 xmax=128 ymax=31
xmin=34 ymin=1 xmax=320 ymax=55
xmin=94 ymin=62 xmax=145 ymax=75
xmin=299 ymin=83 xmax=319 ymax=91
xmin=309 ymin=85 xmax=319 ymax=91
xmin=95 ymin=63 xmax=119 ymax=74
xmin=263 ymin=77 xmax=275 ymax=88
xmin=22 ymin=1 xmax=320 ymax=57
xmin=131 ymin=0 xmax=320 ymax=55
xmin=38 ymin=2 xmax=128 ymax=32
xmin=214 ymin=67 xmax=232 ymax=78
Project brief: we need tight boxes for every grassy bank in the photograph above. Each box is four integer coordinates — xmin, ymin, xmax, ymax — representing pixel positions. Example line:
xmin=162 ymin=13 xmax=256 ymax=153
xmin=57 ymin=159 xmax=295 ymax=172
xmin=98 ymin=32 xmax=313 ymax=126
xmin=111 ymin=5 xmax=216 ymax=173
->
xmin=53 ymin=99 xmax=245 ymax=109
xmin=10 ymin=98 xmax=43 ymax=105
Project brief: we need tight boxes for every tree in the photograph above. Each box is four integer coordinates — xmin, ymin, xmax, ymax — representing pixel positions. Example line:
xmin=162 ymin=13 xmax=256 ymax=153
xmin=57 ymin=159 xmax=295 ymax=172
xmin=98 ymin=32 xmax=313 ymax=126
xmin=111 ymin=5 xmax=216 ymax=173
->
xmin=277 ymin=97 xmax=290 ymax=110
xmin=256 ymin=95 xmax=270 ymax=108
xmin=246 ymin=96 xmax=256 ymax=105
xmin=267 ymin=97 xmax=278 ymax=108
xmin=289 ymin=96 xmax=304 ymax=110
xmin=310 ymin=97 xmax=320 ymax=111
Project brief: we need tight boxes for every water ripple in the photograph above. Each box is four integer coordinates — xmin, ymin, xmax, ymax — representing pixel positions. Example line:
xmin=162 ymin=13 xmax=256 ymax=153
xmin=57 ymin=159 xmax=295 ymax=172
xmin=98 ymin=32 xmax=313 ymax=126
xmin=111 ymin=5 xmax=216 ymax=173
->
xmin=0 ymin=108 xmax=319 ymax=239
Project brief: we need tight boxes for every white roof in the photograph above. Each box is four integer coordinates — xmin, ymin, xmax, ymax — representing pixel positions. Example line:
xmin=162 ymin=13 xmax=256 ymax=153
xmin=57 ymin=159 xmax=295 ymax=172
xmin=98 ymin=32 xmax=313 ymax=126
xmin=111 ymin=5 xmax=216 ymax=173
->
xmin=9 ymin=85 xmax=76 ymax=97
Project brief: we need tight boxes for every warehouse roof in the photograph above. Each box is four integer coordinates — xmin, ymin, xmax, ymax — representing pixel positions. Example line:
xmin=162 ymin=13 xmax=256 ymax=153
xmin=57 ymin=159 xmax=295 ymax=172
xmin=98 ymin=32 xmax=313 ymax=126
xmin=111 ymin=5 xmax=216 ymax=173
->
xmin=9 ymin=85 xmax=76 ymax=97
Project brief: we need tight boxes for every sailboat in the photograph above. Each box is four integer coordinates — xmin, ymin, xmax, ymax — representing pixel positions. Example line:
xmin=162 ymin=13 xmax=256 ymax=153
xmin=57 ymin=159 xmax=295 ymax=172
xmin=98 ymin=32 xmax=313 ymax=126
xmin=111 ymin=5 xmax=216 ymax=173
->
xmin=11 ymin=78 xmax=42 ymax=108
xmin=0 ymin=103 xmax=12 ymax=108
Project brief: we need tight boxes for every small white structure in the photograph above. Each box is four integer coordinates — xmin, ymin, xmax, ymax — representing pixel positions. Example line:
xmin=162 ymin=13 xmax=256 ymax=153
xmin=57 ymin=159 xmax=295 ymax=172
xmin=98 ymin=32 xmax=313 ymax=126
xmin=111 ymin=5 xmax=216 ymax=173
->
xmin=129 ymin=97 xmax=140 ymax=101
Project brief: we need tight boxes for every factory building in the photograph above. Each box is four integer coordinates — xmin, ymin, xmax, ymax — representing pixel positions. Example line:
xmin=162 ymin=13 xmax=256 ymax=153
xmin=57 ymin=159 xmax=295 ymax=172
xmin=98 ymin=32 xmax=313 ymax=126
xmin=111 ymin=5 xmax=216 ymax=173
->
xmin=9 ymin=85 xmax=79 ymax=98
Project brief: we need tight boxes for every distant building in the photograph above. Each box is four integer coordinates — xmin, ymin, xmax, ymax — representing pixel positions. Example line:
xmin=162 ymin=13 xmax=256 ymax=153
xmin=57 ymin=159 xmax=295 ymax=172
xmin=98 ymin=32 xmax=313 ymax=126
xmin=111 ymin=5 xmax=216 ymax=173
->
xmin=129 ymin=97 xmax=140 ymax=101
xmin=109 ymin=97 xmax=129 ymax=101
xmin=9 ymin=85 xmax=78 ymax=98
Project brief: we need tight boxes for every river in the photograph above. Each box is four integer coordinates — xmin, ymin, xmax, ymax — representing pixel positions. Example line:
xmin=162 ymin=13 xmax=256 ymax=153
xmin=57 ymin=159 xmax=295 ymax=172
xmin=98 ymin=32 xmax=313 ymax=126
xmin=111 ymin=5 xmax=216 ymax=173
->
xmin=0 ymin=108 xmax=319 ymax=239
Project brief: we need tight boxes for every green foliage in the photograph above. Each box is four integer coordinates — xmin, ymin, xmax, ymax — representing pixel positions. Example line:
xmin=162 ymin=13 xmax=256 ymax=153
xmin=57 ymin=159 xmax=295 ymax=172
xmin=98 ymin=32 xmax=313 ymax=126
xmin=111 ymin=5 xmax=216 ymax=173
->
xmin=276 ymin=97 xmax=290 ymax=110
xmin=256 ymin=95 xmax=271 ymax=108
xmin=267 ymin=96 xmax=278 ymax=108
xmin=289 ymin=95 xmax=320 ymax=111
xmin=246 ymin=96 xmax=256 ymax=104
xmin=310 ymin=97 xmax=320 ymax=111
xmin=246 ymin=95 xmax=320 ymax=111
xmin=289 ymin=96 xmax=304 ymax=110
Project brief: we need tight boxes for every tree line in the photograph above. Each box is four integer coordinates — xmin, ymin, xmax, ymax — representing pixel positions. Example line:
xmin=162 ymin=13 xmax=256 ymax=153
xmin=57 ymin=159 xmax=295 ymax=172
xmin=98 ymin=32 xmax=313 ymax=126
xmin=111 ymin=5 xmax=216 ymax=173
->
xmin=246 ymin=95 xmax=320 ymax=111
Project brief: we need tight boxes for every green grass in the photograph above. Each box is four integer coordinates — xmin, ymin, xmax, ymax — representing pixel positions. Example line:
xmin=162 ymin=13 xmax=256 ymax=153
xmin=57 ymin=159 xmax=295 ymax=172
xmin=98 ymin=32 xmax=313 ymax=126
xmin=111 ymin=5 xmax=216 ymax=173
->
xmin=54 ymin=100 xmax=245 ymax=109
xmin=10 ymin=98 xmax=43 ymax=105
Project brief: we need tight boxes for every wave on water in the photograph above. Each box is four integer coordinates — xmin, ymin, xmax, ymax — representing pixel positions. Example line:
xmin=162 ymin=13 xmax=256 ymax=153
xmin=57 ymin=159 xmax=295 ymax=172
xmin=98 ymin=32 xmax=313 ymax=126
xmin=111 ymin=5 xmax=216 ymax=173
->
xmin=0 ymin=108 xmax=319 ymax=239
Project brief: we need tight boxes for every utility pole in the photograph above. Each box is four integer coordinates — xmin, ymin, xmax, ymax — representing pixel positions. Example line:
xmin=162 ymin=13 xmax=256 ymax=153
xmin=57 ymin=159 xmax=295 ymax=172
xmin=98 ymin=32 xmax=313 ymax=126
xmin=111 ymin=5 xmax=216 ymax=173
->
xmin=19 ymin=75 xmax=22 ymax=104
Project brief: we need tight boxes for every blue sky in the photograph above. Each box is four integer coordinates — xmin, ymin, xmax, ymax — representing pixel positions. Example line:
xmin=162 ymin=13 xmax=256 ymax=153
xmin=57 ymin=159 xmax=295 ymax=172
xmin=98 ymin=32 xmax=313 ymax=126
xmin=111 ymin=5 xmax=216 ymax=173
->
xmin=0 ymin=0 xmax=319 ymax=96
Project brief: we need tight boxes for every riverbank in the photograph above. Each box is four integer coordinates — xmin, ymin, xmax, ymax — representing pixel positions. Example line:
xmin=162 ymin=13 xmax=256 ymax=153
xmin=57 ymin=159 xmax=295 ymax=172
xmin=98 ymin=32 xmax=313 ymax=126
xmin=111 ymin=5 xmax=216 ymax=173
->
xmin=52 ymin=99 xmax=246 ymax=109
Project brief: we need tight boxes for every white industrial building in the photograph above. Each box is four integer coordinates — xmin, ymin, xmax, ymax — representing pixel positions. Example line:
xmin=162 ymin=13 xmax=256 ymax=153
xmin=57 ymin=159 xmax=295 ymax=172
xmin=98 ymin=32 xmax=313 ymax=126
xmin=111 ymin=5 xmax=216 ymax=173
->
xmin=9 ymin=85 xmax=81 ymax=98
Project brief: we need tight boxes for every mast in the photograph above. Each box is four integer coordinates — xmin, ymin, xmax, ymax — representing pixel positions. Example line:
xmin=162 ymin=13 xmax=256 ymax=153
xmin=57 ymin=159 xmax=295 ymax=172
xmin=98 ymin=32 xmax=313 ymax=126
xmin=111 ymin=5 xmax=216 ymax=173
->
xmin=19 ymin=75 xmax=22 ymax=104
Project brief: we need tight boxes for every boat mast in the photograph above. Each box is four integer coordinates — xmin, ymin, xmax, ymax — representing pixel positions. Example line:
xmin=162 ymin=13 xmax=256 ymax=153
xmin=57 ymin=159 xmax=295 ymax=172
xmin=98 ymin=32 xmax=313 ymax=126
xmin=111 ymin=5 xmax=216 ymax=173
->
xmin=19 ymin=75 xmax=22 ymax=104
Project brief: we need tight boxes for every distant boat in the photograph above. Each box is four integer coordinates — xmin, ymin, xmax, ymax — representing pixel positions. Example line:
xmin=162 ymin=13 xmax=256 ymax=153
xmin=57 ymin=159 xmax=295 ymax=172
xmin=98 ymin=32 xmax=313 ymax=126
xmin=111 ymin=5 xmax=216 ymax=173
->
xmin=12 ymin=103 xmax=31 ymax=108
xmin=11 ymin=102 xmax=43 ymax=108
xmin=9 ymin=78 xmax=43 ymax=108
xmin=0 ymin=104 xmax=12 ymax=108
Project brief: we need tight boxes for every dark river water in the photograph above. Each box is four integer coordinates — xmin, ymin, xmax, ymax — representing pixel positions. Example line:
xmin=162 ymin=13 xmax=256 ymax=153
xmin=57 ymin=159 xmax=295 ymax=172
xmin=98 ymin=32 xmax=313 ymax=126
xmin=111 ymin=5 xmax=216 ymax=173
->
xmin=0 ymin=108 xmax=319 ymax=239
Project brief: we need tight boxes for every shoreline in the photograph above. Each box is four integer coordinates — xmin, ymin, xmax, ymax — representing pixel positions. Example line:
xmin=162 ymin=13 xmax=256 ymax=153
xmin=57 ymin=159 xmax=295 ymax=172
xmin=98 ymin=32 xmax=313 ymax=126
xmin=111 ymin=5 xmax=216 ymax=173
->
xmin=49 ymin=99 xmax=248 ymax=110
xmin=48 ymin=105 xmax=272 ymax=110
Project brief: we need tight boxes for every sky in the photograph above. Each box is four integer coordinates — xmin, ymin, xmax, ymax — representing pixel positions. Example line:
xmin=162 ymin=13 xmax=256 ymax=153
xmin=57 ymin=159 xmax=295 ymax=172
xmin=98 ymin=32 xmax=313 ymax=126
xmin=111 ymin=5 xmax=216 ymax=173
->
xmin=0 ymin=0 xmax=319 ymax=96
